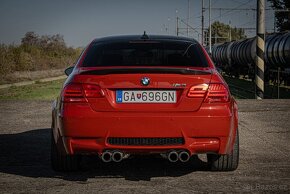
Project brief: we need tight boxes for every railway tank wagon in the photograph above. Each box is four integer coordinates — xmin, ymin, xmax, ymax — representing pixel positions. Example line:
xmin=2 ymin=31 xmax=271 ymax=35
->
xmin=210 ymin=32 xmax=290 ymax=84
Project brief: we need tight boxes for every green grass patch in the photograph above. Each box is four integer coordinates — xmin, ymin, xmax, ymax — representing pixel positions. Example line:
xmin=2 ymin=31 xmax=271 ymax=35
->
xmin=223 ymin=76 xmax=290 ymax=99
xmin=0 ymin=79 xmax=65 ymax=100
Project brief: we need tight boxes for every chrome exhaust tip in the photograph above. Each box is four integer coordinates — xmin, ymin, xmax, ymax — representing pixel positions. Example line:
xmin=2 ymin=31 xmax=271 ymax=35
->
xmin=101 ymin=151 xmax=112 ymax=162
xmin=179 ymin=151 xmax=190 ymax=162
xmin=112 ymin=151 xmax=124 ymax=162
xmin=168 ymin=151 xmax=179 ymax=162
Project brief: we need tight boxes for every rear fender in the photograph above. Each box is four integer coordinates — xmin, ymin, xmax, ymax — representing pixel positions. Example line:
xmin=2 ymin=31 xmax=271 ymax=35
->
xmin=223 ymin=98 xmax=238 ymax=154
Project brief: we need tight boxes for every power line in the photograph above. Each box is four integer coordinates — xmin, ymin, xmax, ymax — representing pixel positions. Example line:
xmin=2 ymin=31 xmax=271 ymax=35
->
xmin=176 ymin=0 xmax=286 ymax=43
xmin=179 ymin=18 xmax=201 ymax=35
xmin=204 ymin=8 xmax=270 ymax=11
xmin=203 ymin=7 xmax=288 ymax=11
xmin=187 ymin=0 xmax=244 ymax=21
xmin=194 ymin=0 xmax=253 ymax=30
xmin=209 ymin=0 xmax=253 ymax=23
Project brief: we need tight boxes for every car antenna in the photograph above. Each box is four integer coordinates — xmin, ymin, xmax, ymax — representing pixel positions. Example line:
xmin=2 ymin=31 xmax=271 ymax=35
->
xmin=141 ymin=31 xmax=149 ymax=40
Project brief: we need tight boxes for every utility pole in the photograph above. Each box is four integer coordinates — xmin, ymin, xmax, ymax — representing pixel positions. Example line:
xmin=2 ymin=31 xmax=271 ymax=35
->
xmin=201 ymin=0 xmax=205 ymax=46
xmin=187 ymin=0 xmax=190 ymax=37
xmin=255 ymin=0 xmax=265 ymax=99
xmin=215 ymin=29 xmax=217 ymax=44
xmin=229 ymin=20 xmax=231 ymax=41
xmin=273 ymin=18 xmax=276 ymax=33
xmin=176 ymin=16 xmax=179 ymax=36
xmin=167 ymin=17 xmax=171 ymax=35
xmin=176 ymin=9 xmax=179 ymax=36
xmin=209 ymin=0 xmax=212 ymax=54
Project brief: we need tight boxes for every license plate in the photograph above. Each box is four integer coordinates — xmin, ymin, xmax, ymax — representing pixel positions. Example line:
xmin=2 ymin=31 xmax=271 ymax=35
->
xmin=116 ymin=90 xmax=176 ymax=103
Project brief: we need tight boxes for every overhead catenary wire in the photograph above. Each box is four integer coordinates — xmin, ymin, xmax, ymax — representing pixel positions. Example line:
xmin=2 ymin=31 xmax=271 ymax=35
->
xmin=192 ymin=0 xmax=254 ymax=31
xmin=208 ymin=0 xmax=253 ymax=25
xmin=174 ymin=0 xmax=283 ymax=44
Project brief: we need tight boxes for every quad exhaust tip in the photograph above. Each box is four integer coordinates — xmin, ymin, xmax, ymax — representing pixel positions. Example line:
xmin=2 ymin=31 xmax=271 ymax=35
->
xmin=102 ymin=150 xmax=190 ymax=163
xmin=112 ymin=151 xmax=124 ymax=162
xmin=167 ymin=150 xmax=190 ymax=163
xmin=101 ymin=151 xmax=112 ymax=162
xmin=168 ymin=151 xmax=179 ymax=162
xmin=178 ymin=151 xmax=190 ymax=162
xmin=101 ymin=150 xmax=125 ymax=163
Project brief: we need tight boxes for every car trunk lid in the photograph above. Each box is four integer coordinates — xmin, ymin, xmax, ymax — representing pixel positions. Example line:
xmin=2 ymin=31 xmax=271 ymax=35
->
xmin=68 ymin=67 xmax=212 ymax=112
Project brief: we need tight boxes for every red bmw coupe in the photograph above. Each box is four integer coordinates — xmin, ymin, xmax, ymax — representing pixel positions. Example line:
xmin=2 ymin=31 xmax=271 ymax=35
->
xmin=51 ymin=34 xmax=239 ymax=172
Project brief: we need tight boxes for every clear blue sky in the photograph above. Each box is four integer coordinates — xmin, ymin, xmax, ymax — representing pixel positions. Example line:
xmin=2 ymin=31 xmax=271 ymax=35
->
xmin=0 ymin=0 xmax=275 ymax=47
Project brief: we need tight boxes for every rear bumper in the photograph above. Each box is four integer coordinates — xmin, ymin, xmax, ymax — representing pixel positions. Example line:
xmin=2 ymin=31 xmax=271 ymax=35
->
xmin=63 ymin=136 xmax=222 ymax=155
xmin=56 ymin=101 xmax=238 ymax=155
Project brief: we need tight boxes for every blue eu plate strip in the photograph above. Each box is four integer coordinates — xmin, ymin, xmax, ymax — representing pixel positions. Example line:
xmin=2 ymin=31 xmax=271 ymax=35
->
xmin=116 ymin=90 xmax=123 ymax=103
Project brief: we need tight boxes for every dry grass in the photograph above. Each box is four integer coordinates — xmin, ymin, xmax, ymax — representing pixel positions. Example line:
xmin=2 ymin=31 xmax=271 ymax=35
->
xmin=0 ymin=69 xmax=65 ymax=84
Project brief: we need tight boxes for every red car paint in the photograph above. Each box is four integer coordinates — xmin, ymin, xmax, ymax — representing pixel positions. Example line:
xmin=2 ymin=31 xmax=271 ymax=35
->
xmin=51 ymin=35 xmax=238 ymax=165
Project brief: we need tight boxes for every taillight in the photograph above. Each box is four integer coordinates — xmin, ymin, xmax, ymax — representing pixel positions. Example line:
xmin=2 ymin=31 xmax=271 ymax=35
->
xmin=187 ymin=83 xmax=230 ymax=103
xmin=187 ymin=84 xmax=209 ymax=98
xmin=62 ymin=83 xmax=103 ymax=102
xmin=62 ymin=83 xmax=85 ymax=102
xmin=204 ymin=83 xmax=230 ymax=103
xmin=83 ymin=84 xmax=103 ymax=98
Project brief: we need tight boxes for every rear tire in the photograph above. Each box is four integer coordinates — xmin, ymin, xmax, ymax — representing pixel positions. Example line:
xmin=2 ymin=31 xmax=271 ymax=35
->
xmin=207 ymin=129 xmax=239 ymax=171
xmin=51 ymin=130 xmax=80 ymax=172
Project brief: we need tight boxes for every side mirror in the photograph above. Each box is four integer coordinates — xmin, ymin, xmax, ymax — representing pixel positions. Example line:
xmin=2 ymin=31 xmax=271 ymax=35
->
xmin=64 ymin=66 xmax=74 ymax=76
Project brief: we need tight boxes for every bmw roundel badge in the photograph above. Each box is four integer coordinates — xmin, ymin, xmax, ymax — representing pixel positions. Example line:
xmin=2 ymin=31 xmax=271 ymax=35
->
xmin=141 ymin=77 xmax=150 ymax=86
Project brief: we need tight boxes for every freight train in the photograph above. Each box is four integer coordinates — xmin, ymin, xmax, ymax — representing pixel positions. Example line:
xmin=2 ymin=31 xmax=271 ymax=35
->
xmin=210 ymin=32 xmax=290 ymax=85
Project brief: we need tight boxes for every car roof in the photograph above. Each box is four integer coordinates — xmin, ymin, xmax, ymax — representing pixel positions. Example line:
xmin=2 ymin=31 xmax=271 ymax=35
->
xmin=92 ymin=35 xmax=199 ymax=44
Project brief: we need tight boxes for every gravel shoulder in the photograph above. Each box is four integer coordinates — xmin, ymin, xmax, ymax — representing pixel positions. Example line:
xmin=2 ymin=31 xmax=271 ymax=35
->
xmin=0 ymin=99 xmax=290 ymax=193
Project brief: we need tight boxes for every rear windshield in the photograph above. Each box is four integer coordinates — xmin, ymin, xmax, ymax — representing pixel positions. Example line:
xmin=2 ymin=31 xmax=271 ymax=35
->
xmin=82 ymin=40 xmax=208 ymax=67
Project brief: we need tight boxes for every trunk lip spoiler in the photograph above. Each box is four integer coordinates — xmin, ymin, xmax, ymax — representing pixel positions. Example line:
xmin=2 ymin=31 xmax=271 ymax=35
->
xmin=78 ymin=67 xmax=212 ymax=75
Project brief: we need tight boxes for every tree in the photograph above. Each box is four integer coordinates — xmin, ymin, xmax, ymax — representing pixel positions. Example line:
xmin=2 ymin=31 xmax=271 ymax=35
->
xmin=21 ymin=32 xmax=66 ymax=49
xmin=205 ymin=21 xmax=247 ymax=44
xmin=21 ymin=31 xmax=39 ymax=46
xmin=268 ymin=0 xmax=290 ymax=32
xmin=49 ymin=34 xmax=66 ymax=48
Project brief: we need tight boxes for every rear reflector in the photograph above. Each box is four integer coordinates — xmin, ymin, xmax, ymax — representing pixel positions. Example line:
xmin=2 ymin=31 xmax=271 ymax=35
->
xmin=204 ymin=83 xmax=230 ymax=103
xmin=62 ymin=83 xmax=103 ymax=102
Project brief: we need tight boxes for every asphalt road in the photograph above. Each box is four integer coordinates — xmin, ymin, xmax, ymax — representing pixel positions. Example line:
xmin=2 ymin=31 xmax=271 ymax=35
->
xmin=0 ymin=100 xmax=290 ymax=193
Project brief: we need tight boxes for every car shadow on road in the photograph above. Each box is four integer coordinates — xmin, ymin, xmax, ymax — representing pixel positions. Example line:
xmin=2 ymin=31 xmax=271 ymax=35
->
xmin=0 ymin=128 xmax=209 ymax=182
